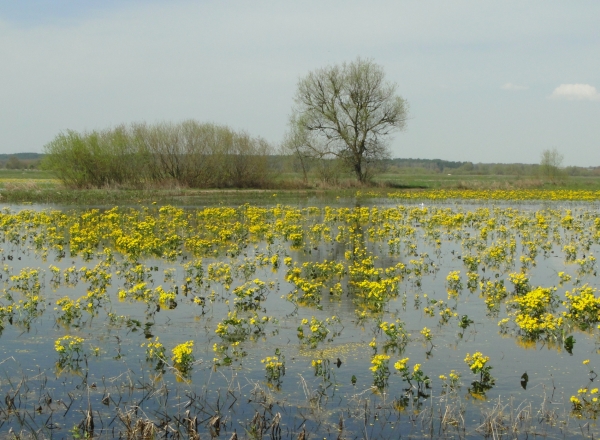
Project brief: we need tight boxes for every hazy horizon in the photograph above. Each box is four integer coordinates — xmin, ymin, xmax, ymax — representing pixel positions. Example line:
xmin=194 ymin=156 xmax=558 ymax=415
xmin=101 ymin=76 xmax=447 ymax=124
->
xmin=1 ymin=1 xmax=598 ymax=167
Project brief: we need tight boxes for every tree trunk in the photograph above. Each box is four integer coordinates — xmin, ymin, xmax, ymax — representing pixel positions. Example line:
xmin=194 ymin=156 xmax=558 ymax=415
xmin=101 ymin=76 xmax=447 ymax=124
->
xmin=354 ymin=161 xmax=366 ymax=183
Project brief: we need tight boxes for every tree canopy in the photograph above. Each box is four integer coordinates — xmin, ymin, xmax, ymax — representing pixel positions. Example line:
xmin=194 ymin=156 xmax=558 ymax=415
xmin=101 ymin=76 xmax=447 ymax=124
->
xmin=539 ymin=148 xmax=565 ymax=183
xmin=289 ymin=58 xmax=408 ymax=182
xmin=43 ymin=121 xmax=273 ymax=189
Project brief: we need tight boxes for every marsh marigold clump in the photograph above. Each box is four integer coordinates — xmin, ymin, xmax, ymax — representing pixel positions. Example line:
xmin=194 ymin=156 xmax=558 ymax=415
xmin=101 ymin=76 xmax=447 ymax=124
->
xmin=55 ymin=335 xmax=85 ymax=364
xmin=172 ymin=341 xmax=195 ymax=374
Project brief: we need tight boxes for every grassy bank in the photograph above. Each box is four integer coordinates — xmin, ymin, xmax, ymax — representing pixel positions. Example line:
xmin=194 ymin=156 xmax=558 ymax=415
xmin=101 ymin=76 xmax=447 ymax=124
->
xmin=2 ymin=169 xmax=600 ymax=205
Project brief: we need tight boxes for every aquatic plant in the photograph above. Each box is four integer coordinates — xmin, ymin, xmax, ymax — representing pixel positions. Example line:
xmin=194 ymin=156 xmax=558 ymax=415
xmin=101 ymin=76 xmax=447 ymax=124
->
xmin=508 ymin=287 xmax=562 ymax=339
xmin=464 ymin=351 xmax=494 ymax=396
xmin=563 ymin=284 xmax=600 ymax=329
xmin=446 ymin=270 xmax=462 ymax=298
xmin=394 ymin=357 xmax=431 ymax=392
xmin=261 ymin=348 xmax=285 ymax=384
xmin=142 ymin=337 xmax=166 ymax=365
xmin=311 ymin=358 xmax=330 ymax=378
xmin=55 ymin=335 xmax=85 ymax=364
xmin=371 ymin=354 xmax=391 ymax=389
xmin=439 ymin=370 xmax=461 ymax=394
xmin=172 ymin=341 xmax=195 ymax=376
xmin=378 ymin=319 xmax=410 ymax=352
xmin=297 ymin=315 xmax=341 ymax=349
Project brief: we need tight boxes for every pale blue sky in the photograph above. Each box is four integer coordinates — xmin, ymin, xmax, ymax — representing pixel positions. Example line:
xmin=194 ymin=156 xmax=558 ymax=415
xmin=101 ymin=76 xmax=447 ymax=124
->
xmin=1 ymin=0 xmax=598 ymax=165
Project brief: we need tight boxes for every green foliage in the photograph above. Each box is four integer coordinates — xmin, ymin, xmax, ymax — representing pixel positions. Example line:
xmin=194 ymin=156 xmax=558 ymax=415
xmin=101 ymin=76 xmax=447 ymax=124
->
xmin=262 ymin=348 xmax=285 ymax=384
xmin=43 ymin=121 xmax=273 ymax=189
xmin=539 ymin=148 xmax=567 ymax=183
xmin=42 ymin=127 xmax=147 ymax=188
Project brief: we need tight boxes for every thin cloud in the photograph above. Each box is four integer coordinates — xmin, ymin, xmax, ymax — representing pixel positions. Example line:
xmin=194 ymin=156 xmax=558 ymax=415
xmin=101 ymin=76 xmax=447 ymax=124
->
xmin=550 ymin=83 xmax=600 ymax=101
xmin=501 ymin=83 xmax=528 ymax=91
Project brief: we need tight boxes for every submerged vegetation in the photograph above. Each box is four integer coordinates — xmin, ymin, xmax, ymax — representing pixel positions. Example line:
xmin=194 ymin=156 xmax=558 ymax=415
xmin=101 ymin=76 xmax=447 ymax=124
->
xmin=0 ymin=199 xmax=599 ymax=438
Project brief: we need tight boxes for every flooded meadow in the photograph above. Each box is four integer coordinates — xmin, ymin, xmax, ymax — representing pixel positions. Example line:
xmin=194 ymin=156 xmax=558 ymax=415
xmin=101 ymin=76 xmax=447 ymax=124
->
xmin=0 ymin=196 xmax=599 ymax=439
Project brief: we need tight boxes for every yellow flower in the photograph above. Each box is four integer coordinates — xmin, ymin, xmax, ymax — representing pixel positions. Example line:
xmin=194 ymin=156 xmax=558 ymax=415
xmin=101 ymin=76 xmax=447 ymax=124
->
xmin=370 ymin=354 xmax=390 ymax=372
xmin=394 ymin=357 xmax=409 ymax=371
xmin=172 ymin=341 xmax=194 ymax=371
xmin=420 ymin=327 xmax=432 ymax=340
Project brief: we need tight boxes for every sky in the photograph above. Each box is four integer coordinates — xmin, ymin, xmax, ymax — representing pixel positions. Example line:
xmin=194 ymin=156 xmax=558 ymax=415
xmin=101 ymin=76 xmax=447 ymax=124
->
xmin=0 ymin=0 xmax=599 ymax=166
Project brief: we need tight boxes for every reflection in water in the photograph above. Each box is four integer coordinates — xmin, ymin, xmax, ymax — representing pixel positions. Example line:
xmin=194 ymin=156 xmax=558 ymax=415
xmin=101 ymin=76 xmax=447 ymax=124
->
xmin=0 ymin=202 xmax=598 ymax=437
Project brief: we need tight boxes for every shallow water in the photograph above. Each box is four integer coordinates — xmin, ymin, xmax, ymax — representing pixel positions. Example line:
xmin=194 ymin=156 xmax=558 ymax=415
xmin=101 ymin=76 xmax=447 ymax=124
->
xmin=0 ymin=201 xmax=598 ymax=439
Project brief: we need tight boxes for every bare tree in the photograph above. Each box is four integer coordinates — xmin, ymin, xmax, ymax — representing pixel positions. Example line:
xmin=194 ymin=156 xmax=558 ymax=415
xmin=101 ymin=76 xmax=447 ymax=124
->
xmin=281 ymin=113 xmax=324 ymax=183
xmin=290 ymin=58 xmax=408 ymax=183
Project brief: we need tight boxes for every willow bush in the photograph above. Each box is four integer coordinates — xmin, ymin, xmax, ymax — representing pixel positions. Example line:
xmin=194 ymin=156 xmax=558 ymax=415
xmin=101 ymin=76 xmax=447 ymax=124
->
xmin=43 ymin=121 xmax=274 ymax=189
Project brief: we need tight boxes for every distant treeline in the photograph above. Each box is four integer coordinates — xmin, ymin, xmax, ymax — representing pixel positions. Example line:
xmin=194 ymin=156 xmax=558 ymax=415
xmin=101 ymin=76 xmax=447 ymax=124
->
xmin=385 ymin=158 xmax=600 ymax=177
xmin=43 ymin=121 xmax=274 ymax=188
xmin=12 ymin=131 xmax=600 ymax=186
xmin=0 ymin=153 xmax=42 ymax=170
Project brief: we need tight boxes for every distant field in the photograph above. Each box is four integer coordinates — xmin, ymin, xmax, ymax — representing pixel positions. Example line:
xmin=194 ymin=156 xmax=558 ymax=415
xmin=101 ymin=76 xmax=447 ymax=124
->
xmin=0 ymin=169 xmax=56 ymax=180
xmin=0 ymin=169 xmax=59 ymax=191
xmin=374 ymin=172 xmax=600 ymax=190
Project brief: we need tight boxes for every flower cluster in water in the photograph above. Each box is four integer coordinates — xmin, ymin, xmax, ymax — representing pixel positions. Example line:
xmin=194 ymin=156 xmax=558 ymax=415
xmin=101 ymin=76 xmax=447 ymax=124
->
xmin=0 ymin=201 xmax=598 ymax=421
